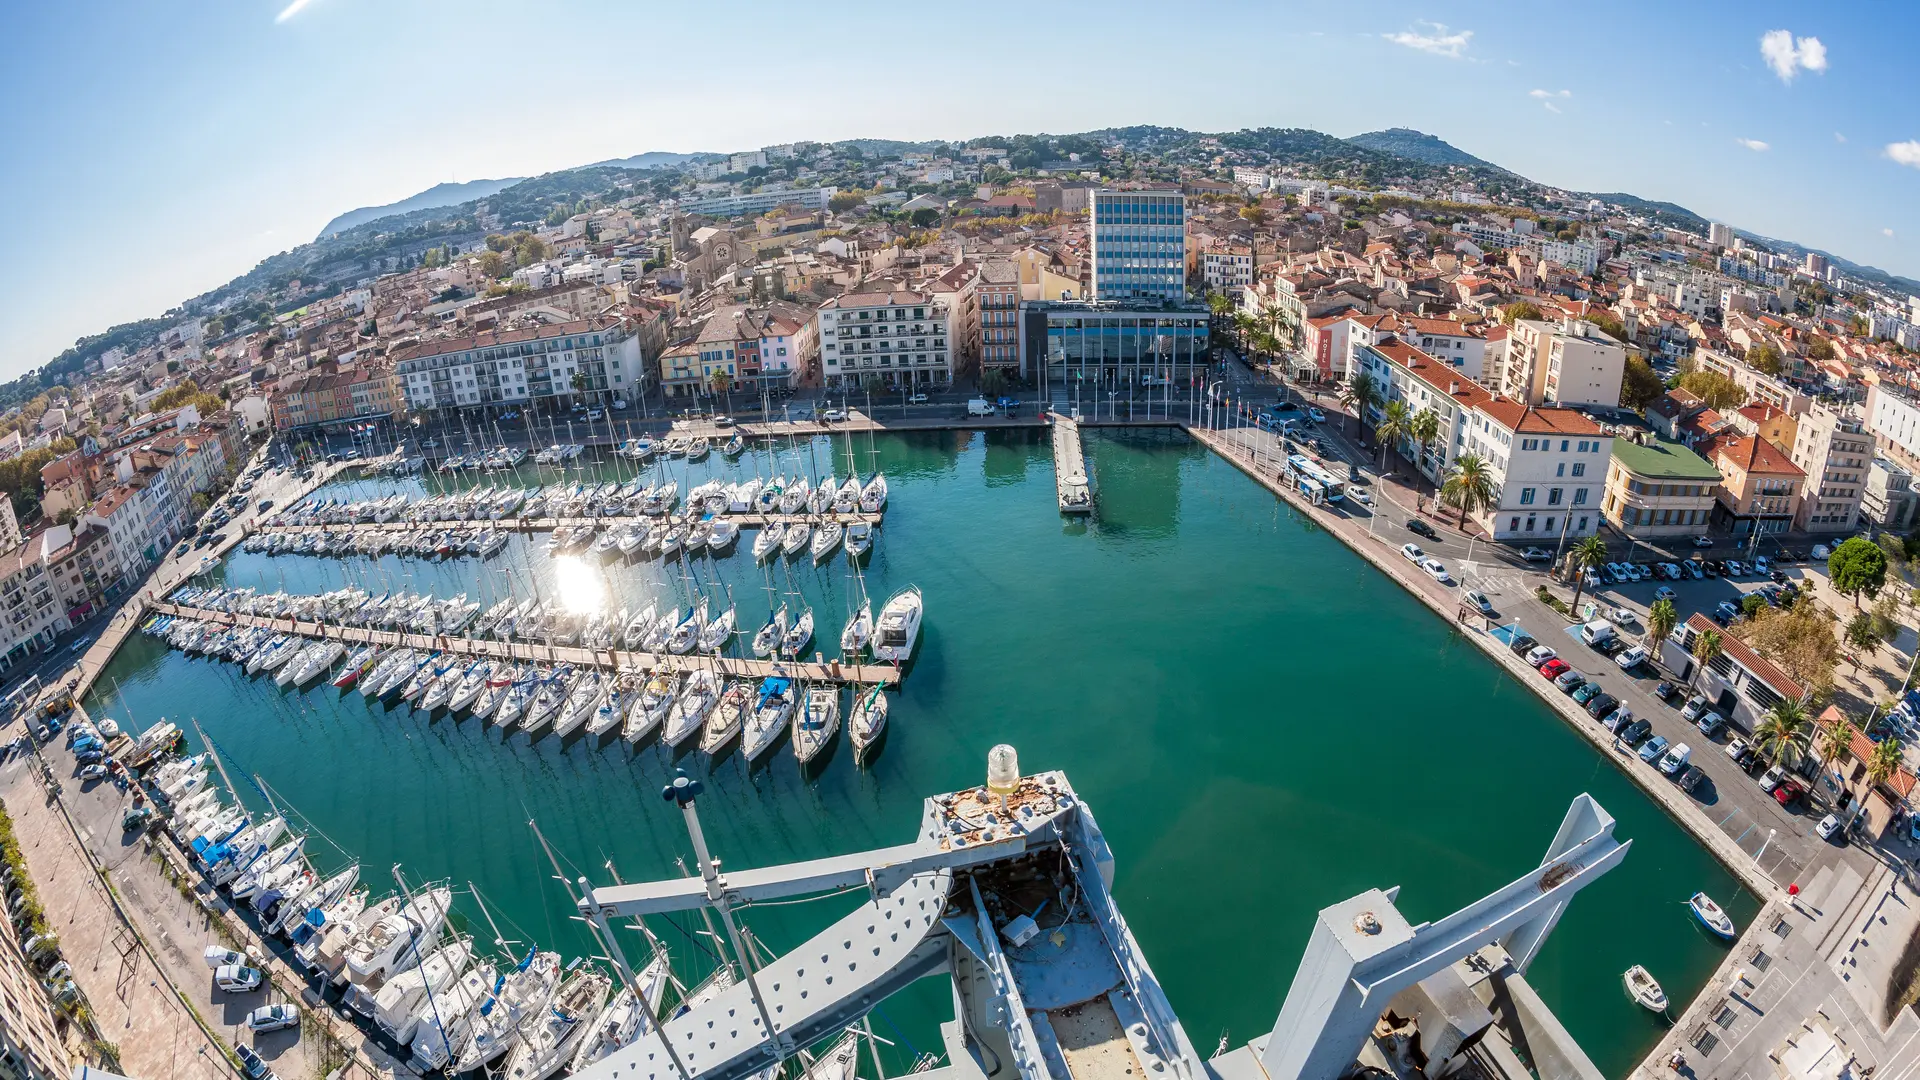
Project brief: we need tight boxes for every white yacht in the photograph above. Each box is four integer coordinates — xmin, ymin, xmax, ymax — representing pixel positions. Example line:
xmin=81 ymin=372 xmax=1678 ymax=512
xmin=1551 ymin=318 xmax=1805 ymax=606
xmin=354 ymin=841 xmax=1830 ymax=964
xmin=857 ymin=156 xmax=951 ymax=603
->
xmin=860 ymin=472 xmax=889 ymax=513
xmin=743 ymin=677 xmax=796 ymax=761
xmin=453 ymin=951 xmax=562 ymax=1073
xmin=840 ymin=601 xmax=872 ymax=657
xmin=366 ymin=938 xmax=474 ymax=1033
xmin=751 ymin=522 xmax=785 ymax=561
xmin=501 ymin=965 xmax=611 ymax=1080
xmin=407 ymin=960 xmax=499 ymax=1072
xmin=780 ymin=608 xmax=814 ymax=659
xmin=570 ymin=952 xmax=670 ymax=1072
xmin=700 ymin=680 xmax=753 ymax=755
xmin=871 ymin=585 xmax=923 ymax=663
xmin=626 ymin=672 xmax=679 ymax=742
xmin=811 ymin=521 xmax=844 ymax=562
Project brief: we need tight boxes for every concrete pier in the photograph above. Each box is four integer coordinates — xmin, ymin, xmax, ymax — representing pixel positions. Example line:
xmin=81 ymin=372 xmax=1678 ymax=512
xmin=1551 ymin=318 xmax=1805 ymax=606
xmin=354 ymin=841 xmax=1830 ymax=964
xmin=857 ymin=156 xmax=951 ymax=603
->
xmin=1050 ymin=413 xmax=1093 ymax=513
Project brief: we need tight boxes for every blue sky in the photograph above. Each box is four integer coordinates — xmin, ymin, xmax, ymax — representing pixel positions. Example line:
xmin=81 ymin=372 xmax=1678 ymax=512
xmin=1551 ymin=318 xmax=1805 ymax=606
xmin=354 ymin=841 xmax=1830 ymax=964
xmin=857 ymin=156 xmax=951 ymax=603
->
xmin=2 ymin=0 xmax=1916 ymax=379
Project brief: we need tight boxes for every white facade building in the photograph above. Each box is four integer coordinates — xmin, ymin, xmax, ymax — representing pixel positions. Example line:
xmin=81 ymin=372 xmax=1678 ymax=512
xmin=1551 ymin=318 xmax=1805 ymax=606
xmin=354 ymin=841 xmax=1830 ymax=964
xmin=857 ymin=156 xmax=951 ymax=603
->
xmin=393 ymin=316 xmax=644 ymax=413
xmin=816 ymin=288 xmax=953 ymax=390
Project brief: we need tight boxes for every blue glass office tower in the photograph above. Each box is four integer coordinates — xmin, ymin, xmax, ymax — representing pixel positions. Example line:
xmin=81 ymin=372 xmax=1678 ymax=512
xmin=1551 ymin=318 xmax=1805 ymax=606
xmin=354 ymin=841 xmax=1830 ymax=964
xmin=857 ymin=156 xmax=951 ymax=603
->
xmin=1089 ymin=189 xmax=1188 ymax=302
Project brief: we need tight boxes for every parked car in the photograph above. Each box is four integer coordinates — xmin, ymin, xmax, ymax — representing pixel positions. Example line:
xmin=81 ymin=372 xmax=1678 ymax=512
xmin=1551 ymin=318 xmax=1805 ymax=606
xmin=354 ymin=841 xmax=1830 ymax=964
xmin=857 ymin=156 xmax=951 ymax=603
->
xmin=907 ymin=393 xmax=929 ymax=405
xmin=1572 ymin=682 xmax=1604 ymax=705
xmin=215 ymin=964 xmax=262 ymax=993
xmin=1696 ymin=711 xmax=1725 ymax=738
xmin=1692 ymin=535 xmax=1715 ymax=548
xmin=1684 ymin=561 xmax=1705 ymax=579
xmin=257 ymin=499 xmax=274 ymax=513
xmin=1654 ymin=586 xmax=1677 ymax=602
xmin=1679 ymin=765 xmax=1708 ymax=794
xmin=1620 ymin=719 xmax=1652 ymax=745
xmin=1585 ymin=692 xmax=1619 ymax=719
xmin=1655 ymin=680 xmax=1678 ymax=701
xmin=235 ymin=1044 xmax=276 ymax=1080
xmin=1771 ymin=569 xmax=1789 ymax=584
xmin=1465 ymin=590 xmax=1494 ymax=614
xmin=1681 ymin=695 xmax=1710 ymax=721
xmin=1638 ymin=735 xmax=1671 ymax=763
xmin=821 ymin=408 xmax=847 ymax=422
xmin=1507 ymin=633 xmax=1538 ymax=657
xmin=1526 ymin=645 xmax=1558 ymax=667
xmin=1420 ymin=558 xmax=1452 ymax=584
xmin=1615 ymin=645 xmax=1650 ymax=670
xmin=712 ymin=415 xmax=735 ymax=427
xmin=1812 ymin=543 xmax=1832 ymax=559
xmin=1724 ymin=736 xmax=1751 ymax=763
xmin=1522 ymin=547 xmax=1551 ymax=562
xmin=1539 ymin=658 xmax=1571 ymax=680
xmin=1714 ymin=600 xmax=1740 ymax=623
xmin=246 ymin=1003 xmax=300 ymax=1033
xmin=1817 ymin=814 xmax=1846 ymax=842
xmin=1401 ymin=543 xmax=1425 ymax=564
xmin=1658 ymin=742 xmax=1692 ymax=776
xmin=1307 ymin=407 xmax=1327 ymax=423
xmin=1774 ymin=780 xmax=1805 ymax=807
xmin=1346 ymin=487 xmax=1374 ymax=506
xmin=1554 ymin=669 xmax=1586 ymax=692
xmin=204 ymin=946 xmax=248 ymax=970
xmin=1407 ymin=519 xmax=1437 ymax=539
xmin=1758 ymin=765 xmax=1786 ymax=793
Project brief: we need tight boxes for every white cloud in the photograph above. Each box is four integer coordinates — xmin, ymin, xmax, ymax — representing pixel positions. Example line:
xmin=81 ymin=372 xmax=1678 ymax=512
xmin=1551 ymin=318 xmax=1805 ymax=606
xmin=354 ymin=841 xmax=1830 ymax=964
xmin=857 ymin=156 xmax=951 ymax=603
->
xmin=1886 ymin=228 xmax=1897 ymax=238
xmin=1737 ymin=138 xmax=1770 ymax=152
xmin=1384 ymin=22 xmax=1472 ymax=59
xmin=1886 ymin=141 xmax=1920 ymax=169
xmin=1529 ymin=89 xmax=1572 ymax=99
xmin=1759 ymin=29 xmax=1827 ymax=83
xmin=275 ymin=0 xmax=318 ymax=22
xmin=1543 ymin=102 xmax=1561 ymax=114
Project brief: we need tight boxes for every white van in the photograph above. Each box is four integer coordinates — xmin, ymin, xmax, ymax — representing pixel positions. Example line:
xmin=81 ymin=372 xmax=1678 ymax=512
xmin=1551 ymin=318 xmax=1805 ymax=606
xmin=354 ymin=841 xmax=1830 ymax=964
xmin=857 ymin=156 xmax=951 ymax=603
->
xmin=966 ymin=398 xmax=995 ymax=416
xmin=1658 ymin=743 xmax=1691 ymax=776
xmin=1579 ymin=619 xmax=1618 ymax=647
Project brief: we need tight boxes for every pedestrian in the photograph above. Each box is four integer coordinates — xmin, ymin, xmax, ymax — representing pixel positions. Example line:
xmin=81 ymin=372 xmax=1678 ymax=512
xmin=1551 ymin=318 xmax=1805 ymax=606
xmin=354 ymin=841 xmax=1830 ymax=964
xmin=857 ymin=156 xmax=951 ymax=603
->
xmin=1669 ymin=1050 xmax=1686 ymax=1073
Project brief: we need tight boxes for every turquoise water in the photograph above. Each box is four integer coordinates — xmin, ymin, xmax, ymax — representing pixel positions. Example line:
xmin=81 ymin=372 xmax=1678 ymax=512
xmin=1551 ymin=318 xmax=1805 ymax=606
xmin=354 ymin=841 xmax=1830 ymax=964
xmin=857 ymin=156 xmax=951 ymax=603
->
xmin=91 ymin=430 xmax=1755 ymax=1077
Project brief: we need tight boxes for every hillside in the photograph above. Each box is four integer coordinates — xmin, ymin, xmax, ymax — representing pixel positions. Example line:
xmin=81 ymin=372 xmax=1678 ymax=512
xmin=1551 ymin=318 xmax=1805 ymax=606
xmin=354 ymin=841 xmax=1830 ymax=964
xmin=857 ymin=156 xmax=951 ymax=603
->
xmin=318 ymin=177 xmax=525 ymax=239
xmin=587 ymin=150 xmax=711 ymax=171
xmin=1345 ymin=128 xmax=1502 ymax=171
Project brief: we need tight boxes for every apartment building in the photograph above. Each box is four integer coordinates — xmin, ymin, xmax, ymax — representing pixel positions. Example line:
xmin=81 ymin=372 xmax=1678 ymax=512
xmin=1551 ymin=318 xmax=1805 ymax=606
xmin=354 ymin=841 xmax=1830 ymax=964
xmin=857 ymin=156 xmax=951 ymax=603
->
xmin=1501 ymin=319 xmax=1626 ymax=409
xmin=1601 ymin=436 xmax=1720 ymax=539
xmin=816 ymin=289 xmax=954 ymax=390
xmin=392 ymin=316 xmax=645 ymax=413
xmin=34 ymin=522 xmax=122 ymax=622
xmin=1201 ymin=248 xmax=1253 ymax=297
xmin=1089 ymin=190 xmax=1187 ymax=302
xmin=0 ymin=499 xmax=19 ymax=553
xmin=1699 ymin=431 xmax=1804 ymax=536
xmin=0 ymin=542 xmax=65 ymax=674
xmin=1016 ymin=299 xmax=1211 ymax=387
xmin=678 ymin=186 xmax=835 ymax=219
xmin=1862 ymin=456 xmax=1917 ymax=531
xmin=269 ymin=363 xmax=401 ymax=432
xmin=1790 ymin=403 xmax=1872 ymax=533
xmin=1692 ymin=349 xmax=1810 ymax=415
xmin=1359 ymin=338 xmax=1610 ymax=542
xmin=976 ymin=261 xmax=1022 ymax=372
xmin=0 ymin=899 xmax=66 ymax=1080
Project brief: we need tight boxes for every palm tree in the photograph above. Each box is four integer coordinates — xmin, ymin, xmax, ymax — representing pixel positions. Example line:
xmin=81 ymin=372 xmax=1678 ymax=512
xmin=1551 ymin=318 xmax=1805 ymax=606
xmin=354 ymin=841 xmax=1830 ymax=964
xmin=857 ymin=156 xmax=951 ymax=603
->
xmin=1339 ymin=374 xmax=1379 ymax=439
xmin=1409 ymin=408 xmax=1441 ymax=475
xmin=1869 ymin=737 xmax=1904 ymax=793
xmin=1817 ymin=716 xmax=1857 ymax=795
xmin=1689 ymin=627 xmax=1723 ymax=690
xmin=1440 ymin=453 xmax=1496 ymax=530
xmin=1566 ymin=535 xmax=1609 ymax=615
xmin=1646 ymin=598 xmax=1678 ymax=658
xmin=1231 ymin=312 xmax=1258 ymax=351
xmin=1374 ymin=400 xmax=1412 ymax=474
xmin=1753 ymin=698 xmax=1809 ymax=771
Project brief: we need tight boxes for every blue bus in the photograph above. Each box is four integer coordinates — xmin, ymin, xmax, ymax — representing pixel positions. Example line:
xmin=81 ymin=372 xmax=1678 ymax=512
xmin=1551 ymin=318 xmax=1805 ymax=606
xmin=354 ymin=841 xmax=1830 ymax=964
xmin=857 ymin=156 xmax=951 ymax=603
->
xmin=1287 ymin=455 xmax=1346 ymax=503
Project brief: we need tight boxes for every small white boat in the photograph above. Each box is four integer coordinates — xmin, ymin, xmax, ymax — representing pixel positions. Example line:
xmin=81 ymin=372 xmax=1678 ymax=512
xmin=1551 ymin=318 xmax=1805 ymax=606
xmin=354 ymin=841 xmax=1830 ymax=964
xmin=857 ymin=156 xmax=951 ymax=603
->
xmin=792 ymin=683 xmax=840 ymax=765
xmin=860 ymin=472 xmax=889 ymax=513
xmin=1623 ymin=964 xmax=1668 ymax=1012
xmin=698 ymin=605 xmax=736 ymax=652
xmin=781 ymin=520 xmax=812 ymax=557
xmin=626 ymin=672 xmax=680 ymax=742
xmin=752 ymin=607 xmax=787 ymax=659
xmin=707 ymin=520 xmax=741 ymax=551
xmin=663 ymin=669 xmax=722 ymax=747
xmin=811 ymin=521 xmax=844 ymax=562
xmin=1689 ymin=892 xmax=1736 ymax=939
xmin=779 ymin=608 xmax=814 ymax=658
xmin=871 ymin=585 xmax=922 ymax=663
xmin=500 ymin=965 xmax=610 ymax=1080
xmin=844 ymin=520 xmax=873 ymax=560
xmin=743 ymin=677 xmax=796 ymax=761
xmin=850 ymin=684 xmax=888 ymax=762
xmin=752 ymin=523 xmax=785 ymax=561
xmin=570 ymin=952 xmax=671 ymax=1072
xmin=701 ymin=680 xmax=753 ymax=754
xmin=840 ymin=601 xmax=872 ymax=657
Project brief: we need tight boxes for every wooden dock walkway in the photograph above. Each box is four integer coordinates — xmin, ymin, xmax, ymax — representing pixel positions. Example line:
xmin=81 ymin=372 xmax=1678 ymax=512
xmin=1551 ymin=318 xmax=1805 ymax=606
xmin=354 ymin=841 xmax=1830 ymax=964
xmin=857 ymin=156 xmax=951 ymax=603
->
xmin=258 ymin=509 xmax=880 ymax=535
xmin=144 ymin=601 xmax=900 ymax=687
xmin=1049 ymin=413 xmax=1093 ymax=513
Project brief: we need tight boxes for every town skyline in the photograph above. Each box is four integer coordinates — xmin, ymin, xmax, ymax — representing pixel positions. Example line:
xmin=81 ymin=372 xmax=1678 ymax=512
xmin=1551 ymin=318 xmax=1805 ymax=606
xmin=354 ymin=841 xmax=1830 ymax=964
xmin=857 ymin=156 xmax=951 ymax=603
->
xmin=2 ymin=0 xmax=1917 ymax=375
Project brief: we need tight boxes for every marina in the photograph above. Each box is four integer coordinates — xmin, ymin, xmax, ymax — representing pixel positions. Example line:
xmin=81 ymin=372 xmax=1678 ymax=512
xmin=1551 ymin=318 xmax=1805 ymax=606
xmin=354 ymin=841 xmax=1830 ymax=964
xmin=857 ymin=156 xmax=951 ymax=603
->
xmin=79 ymin=428 xmax=1757 ymax=1078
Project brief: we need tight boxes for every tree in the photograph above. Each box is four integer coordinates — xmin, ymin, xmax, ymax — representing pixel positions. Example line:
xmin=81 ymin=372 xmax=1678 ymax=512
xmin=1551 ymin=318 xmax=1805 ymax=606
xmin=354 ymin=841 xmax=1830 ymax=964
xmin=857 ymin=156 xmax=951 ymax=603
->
xmin=1817 ymin=715 xmax=1857 ymax=792
xmin=1501 ymin=301 xmax=1543 ymax=325
xmin=1808 ymin=338 xmax=1837 ymax=363
xmin=1647 ymin=598 xmax=1679 ymax=656
xmin=1829 ymin=536 xmax=1889 ymax=609
xmin=1619 ymin=356 xmax=1664 ymax=412
xmin=1869 ymin=737 xmax=1905 ymax=792
xmin=828 ymin=192 xmax=864 ymax=213
xmin=478 ymin=250 xmax=509 ymax=279
xmin=1566 ymin=535 xmax=1609 ymax=614
xmin=1753 ymin=698 xmax=1809 ymax=771
xmin=1374 ymin=400 xmax=1412 ymax=474
xmin=909 ymin=208 xmax=941 ymax=229
xmin=1746 ymin=344 xmax=1785 ymax=377
xmin=1744 ymin=598 xmax=1841 ymax=693
xmin=1440 ymin=453 xmax=1496 ymax=529
xmin=1677 ymin=370 xmax=1747 ymax=410
xmin=1206 ymin=293 xmax=1235 ymax=318
xmin=1690 ymin=628 xmax=1723 ymax=689
xmin=1846 ymin=612 xmax=1885 ymax=668
xmin=1408 ymin=409 xmax=1440 ymax=472
xmin=980 ymin=368 xmax=1009 ymax=396
xmin=1340 ymin=374 xmax=1379 ymax=439
xmin=1239 ymin=206 xmax=1268 ymax=226
xmin=1586 ymin=310 xmax=1627 ymax=341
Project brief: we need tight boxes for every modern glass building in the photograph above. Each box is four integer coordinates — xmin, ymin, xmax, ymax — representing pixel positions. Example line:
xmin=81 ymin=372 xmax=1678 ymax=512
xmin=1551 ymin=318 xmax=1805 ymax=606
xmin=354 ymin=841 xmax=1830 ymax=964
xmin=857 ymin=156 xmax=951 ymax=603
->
xmin=1018 ymin=300 xmax=1211 ymax=391
xmin=1089 ymin=189 xmax=1188 ymax=302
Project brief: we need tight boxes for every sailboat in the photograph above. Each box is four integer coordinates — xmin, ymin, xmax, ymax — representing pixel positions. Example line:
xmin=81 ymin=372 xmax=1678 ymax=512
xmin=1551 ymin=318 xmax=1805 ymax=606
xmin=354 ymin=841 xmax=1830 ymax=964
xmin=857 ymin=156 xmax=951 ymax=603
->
xmin=752 ymin=607 xmax=787 ymax=659
xmin=849 ymin=684 xmax=888 ymax=763
xmin=698 ymin=601 xmax=736 ymax=653
xmin=453 ymin=950 xmax=562 ymax=1073
xmin=743 ymin=677 xmax=796 ymax=761
xmin=626 ymin=672 xmax=680 ymax=742
xmin=752 ymin=523 xmax=785 ymax=562
xmin=793 ymin=683 xmax=840 ymax=765
xmin=779 ymin=608 xmax=814 ymax=659
xmin=811 ymin=521 xmax=844 ymax=562
xmin=501 ymin=963 xmax=611 ymax=1080
xmin=860 ymin=472 xmax=889 ymax=512
xmin=840 ymin=595 xmax=873 ymax=658
xmin=571 ymin=953 xmax=670 ymax=1071
xmin=781 ymin=519 xmax=812 ymax=557
xmin=663 ymin=669 xmax=722 ymax=747
xmin=700 ymin=680 xmax=753 ymax=755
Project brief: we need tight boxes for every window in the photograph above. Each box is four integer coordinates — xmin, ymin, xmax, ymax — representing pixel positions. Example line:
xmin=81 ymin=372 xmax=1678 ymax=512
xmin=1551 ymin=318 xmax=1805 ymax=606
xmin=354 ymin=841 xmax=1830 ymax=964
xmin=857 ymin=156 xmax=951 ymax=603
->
xmin=1571 ymin=462 xmax=1586 ymax=477
xmin=1573 ymin=488 xmax=1588 ymax=506
xmin=1556 ymin=463 xmax=1565 ymax=477
xmin=1520 ymin=488 xmax=1536 ymax=505
xmin=1522 ymin=439 xmax=1538 ymax=451
xmin=1548 ymin=488 xmax=1564 ymax=506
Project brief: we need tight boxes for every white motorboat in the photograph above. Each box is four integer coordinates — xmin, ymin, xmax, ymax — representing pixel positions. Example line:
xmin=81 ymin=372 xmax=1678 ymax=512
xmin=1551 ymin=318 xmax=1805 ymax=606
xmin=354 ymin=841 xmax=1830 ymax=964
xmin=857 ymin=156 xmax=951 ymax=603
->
xmin=454 ymin=951 xmax=562 ymax=1073
xmin=366 ymin=938 xmax=475 ymax=1033
xmin=663 ymin=669 xmax=722 ymax=747
xmin=1623 ymin=964 xmax=1668 ymax=1011
xmin=707 ymin=520 xmax=741 ymax=550
xmin=811 ymin=521 xmax=844 ymax=562
xmin=302 ymin=894 xmax=397 ymax=980
xmin=407 ymin=960 xmax=498 ymax=1071
xmin=700 ymin=680 xmax=753 ymax=754
xmin=341 ymin=886 xmax=452 ymax=989
xmin=501 ymin=965 xmax=611 ymax=1080
xmin=850 ymin=684 xmax=888 ymax=762
xmin=1689 ymin=892 xmax=1736 ymax=939
xmin=622 ymin=603 xmax=657 ymax=649
xmin=793 ymin=683 xmax=840 ymax=765
xmin=779 ymin=608 xmax=814 ymax=659
xmin=272 ymin=863 xmax=359 ymax=939
xmin=871 ymin=584 xmax=923 ymax=662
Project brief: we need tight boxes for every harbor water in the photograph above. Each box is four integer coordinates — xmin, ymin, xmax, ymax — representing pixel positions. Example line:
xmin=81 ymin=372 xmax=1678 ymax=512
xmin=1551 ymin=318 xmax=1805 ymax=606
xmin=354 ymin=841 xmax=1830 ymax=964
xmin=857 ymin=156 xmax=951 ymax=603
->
xmin=90 ymin=428 xmax=1754 ymax=1077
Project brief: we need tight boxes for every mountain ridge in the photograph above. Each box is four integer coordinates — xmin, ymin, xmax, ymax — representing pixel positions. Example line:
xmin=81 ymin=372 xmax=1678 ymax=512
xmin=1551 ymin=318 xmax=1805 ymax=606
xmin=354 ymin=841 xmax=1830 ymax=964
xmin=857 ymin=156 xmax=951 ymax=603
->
xmin=318 ymin=177 xmax=525 ymax=239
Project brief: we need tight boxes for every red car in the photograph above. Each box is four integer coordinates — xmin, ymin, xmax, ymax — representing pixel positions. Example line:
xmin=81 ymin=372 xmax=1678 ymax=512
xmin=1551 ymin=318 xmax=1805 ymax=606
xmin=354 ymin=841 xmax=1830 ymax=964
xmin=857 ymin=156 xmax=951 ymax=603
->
xmin=1774 ymin=780 xmax=1805 ymax=807
xmin=1539 ymin=658 xmax=1571 ymax=680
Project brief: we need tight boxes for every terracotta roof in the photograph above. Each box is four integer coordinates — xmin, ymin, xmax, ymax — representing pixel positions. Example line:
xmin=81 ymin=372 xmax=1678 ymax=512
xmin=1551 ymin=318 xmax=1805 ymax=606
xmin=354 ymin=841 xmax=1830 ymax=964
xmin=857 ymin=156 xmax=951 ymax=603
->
xmin=1370 ymin=340 xmax=1494 ymax=410
xmin=1476 ymin=400 xmax=1604 ymax=436
xmin=1817 ymin=705 xmax=1916 ymax=799
xmin=1684 ymin=612 xmax=1806 ymax=701
xmin=1700 ymin=432 xmax=1803 ymax=478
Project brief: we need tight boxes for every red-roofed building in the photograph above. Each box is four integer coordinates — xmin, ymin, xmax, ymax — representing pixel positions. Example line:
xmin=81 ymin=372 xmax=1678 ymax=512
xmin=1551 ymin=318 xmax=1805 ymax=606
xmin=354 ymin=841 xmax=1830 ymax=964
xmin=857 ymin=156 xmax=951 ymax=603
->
xmin=1812 ymin=705 xmax=1915 ymax=840
xmin=1698 ymin=430 xmax=1805 ymax=536
xmin=1662 ymin=614 xmax=1809 ymax=736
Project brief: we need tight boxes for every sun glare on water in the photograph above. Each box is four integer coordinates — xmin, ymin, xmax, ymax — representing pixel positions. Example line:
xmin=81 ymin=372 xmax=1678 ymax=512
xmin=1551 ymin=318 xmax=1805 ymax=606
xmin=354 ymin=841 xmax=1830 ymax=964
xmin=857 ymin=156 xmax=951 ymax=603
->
xmin=550 ymin=556 xmax=608 ymax=616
